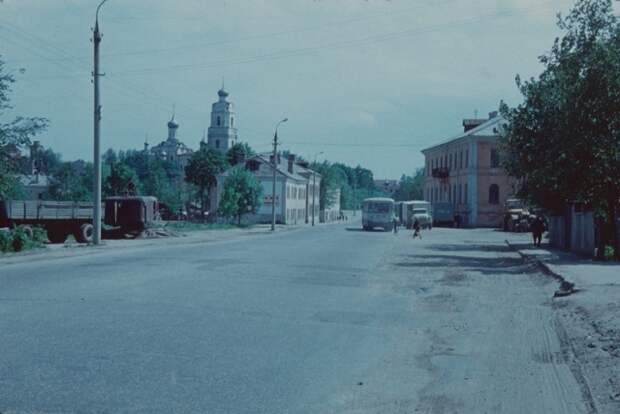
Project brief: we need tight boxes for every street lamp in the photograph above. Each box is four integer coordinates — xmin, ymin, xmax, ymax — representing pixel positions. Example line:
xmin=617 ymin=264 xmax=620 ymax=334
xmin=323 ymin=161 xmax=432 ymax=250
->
xmin=92 ymin=0 xmax=108 ymax=245
xmin=311 ymin=151 xmax=324 ymax=226
xmin=271 ymin=118 xmax=288 ymax=231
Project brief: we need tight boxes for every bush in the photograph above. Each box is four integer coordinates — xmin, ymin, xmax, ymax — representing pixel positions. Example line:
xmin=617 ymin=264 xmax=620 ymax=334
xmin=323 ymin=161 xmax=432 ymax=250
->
xmin=0 ymin=229 xmax=12 ymax=252
xmin=0 ymin=226 xmax=48 ymax=253
xmin=604 ymin=245 xmax=616 ymax=261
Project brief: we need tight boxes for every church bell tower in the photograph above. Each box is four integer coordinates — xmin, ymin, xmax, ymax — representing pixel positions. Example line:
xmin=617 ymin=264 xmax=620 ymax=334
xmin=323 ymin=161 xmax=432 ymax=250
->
xmin=207 ymin=86 xmax=237 ymax=153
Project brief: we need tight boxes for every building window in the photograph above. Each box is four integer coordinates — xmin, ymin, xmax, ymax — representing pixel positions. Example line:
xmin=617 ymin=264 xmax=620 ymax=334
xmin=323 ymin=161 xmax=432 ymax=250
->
xmin=490 ymin=148 xmax=500 ymax=168
xmin=464 ymin=183 xmax=468 ymax=203
xmin=489 ymin=184 xmax=499 ymax=204
xmin=459 ymin=151 xmax=463 ymax=169
xmin=465 ymin=150 xmax=469 ymax=168
xmin=231 ymin=117 xmax=234 ymax=127
xmin=217 ymin=116 xmax=221 ymax=126
xmin=216 ymin=139 xmax=220 ymax=149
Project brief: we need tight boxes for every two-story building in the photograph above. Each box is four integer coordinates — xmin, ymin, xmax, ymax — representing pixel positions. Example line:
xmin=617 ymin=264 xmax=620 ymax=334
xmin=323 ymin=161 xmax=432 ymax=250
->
xmin=421 ymin=111 xmax=515 ymax=227
xmin=210 ymin=153 xmax=321 ymax=225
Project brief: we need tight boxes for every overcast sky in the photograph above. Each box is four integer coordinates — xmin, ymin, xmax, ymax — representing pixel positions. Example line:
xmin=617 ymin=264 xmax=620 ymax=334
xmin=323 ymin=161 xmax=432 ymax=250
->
xmin=1 ymin=0 xmax=580 ymax=178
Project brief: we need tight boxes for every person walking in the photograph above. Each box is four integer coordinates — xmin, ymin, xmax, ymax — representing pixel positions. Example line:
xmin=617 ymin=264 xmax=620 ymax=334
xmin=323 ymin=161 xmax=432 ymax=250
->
xmin=531 ymin=215 xmax=545 ymax=247
xmin=413 ymin=218 xmax=422 ymax=239
xmin=393 ymin=216 xmax=399 ymax=234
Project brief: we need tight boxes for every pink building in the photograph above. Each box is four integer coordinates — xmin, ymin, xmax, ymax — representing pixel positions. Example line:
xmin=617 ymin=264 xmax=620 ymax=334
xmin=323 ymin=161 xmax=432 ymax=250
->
xmin=421 ymin=112 xmax=516 ymax=228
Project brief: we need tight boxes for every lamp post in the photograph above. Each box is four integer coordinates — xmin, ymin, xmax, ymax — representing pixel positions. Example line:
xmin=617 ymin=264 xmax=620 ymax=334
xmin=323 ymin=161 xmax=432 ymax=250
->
xmin=311 ymin=151 xmax=324 ymax=226
xmin=92 ymin=0 xmax=108 ymax=245
xmin=271 ymin=118 xmax=288 ymax=231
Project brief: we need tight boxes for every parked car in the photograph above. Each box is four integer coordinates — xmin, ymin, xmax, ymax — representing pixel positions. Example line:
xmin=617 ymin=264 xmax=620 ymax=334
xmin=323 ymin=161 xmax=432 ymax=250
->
xmin=503 ymin=198 xmax=530 ymax=232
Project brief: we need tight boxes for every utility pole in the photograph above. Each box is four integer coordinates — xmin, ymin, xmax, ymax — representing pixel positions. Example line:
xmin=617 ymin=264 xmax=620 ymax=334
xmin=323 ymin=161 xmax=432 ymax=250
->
xmin=92 ymin=0 xmax=108 ymax=245
xmin=311 ymin=151 xmax=323 ymax=226
xmin=271 ymin=118 xmax=287 ymax=231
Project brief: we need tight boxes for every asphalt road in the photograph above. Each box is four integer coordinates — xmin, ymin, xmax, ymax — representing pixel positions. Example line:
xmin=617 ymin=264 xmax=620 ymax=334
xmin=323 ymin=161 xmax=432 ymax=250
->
xmin=0 ymin=221 xmax=591 ymax=413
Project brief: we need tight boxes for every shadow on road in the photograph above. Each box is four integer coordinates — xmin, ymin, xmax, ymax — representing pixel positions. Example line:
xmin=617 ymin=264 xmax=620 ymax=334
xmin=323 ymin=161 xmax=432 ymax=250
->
xmin=393 ymin=253 xmax=533 ymax=275
xmin=425 ymin=244 xmax=511 ymax=253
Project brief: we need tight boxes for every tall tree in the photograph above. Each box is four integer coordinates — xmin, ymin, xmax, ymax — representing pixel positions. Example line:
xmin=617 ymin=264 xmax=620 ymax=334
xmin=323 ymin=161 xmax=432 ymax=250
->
xmin=47 ymin=161 xmax=93 ymax=201
xmin=103 ymin=162 xmax=140 ymax=197
xmin=0 ymin=57 xmax=48 ymax=199
xmin=184 ymin=147 xmax=227 ymax=216
xmin=226 ymin=142 xmax=254 ymax=166
xmin=217 ymin=167 xmax=263 ymax=225
xmin=393 ymin=169 xmax=425 ymax=201
xmin=501 ymin=0 xmax=620 ymax=258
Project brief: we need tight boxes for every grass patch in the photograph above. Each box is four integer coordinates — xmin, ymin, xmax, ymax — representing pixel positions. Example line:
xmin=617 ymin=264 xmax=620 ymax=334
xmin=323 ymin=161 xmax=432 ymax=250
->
xmin=162 ymin=221 xmax=249 ymax=232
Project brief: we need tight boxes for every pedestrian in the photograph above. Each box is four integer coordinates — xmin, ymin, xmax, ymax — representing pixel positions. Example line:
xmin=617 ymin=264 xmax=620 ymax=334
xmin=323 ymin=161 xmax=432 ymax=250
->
xmin=412 ymin=218 xmax=422 ymax=239
xmin=531 ymin=215 xmax=544 ymax=247
xmin=393 ymin=216 xmax=399 ymax=234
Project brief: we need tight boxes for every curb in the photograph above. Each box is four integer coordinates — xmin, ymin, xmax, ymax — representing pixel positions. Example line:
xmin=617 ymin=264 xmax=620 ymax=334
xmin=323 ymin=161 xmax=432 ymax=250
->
xmin=504 ymin=239 xmax=576 ymax=297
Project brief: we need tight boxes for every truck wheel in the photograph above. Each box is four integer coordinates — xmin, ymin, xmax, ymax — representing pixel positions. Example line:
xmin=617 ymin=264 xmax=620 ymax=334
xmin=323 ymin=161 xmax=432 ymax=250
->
xmin=74 ymin=223 xmax=94 ymax=244
xmin=47 ymin=228 xmax=68 ymax=244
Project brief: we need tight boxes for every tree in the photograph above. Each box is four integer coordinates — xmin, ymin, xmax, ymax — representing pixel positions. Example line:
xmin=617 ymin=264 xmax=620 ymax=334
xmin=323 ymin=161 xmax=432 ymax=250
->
xmin=226 ymin=142 xmax=254 ymax=166
xmin=0 ymin=57 xmax=48 ymax=199
xmin=500 ymin=0 xmax=620 ymax=258
xmin=393 ymin=169 xmax=425 ymax=201
xmin=47 ymin=161 xmax=93 ymax=201
xmin=310 ymin=160 xmax=342 ymax=210
xmin=217 ymin=167 xmax=263 ymax=225
xmin=103 ymin=162 xmax=140 ymax=197
xmin=184 ymin=147 xmax=227 ymax=216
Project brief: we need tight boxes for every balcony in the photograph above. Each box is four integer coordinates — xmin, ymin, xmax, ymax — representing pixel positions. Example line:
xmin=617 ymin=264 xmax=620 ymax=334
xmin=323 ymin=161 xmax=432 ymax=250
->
xmin=432 ymin=167 xmax=450 ymax=179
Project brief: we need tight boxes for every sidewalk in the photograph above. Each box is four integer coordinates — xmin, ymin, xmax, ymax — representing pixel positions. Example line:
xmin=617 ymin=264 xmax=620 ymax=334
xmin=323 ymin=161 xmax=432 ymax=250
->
xmin=504 ymin=232 xmax=620 ymax=293
xmin=505 ymin=232 xmax=620 ymax=412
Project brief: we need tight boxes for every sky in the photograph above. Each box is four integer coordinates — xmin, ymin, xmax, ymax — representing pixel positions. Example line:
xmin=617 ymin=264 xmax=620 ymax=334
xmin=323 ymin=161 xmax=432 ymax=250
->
xmin=0 ymin=0 xmax=581 ymax=178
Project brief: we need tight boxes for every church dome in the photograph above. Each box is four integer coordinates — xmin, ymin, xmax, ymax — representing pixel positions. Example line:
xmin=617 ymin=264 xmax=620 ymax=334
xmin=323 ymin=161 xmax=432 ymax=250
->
xmin=218 ymin=88 xmax=229 ymax=98
xmin=167 ymin=117 xmax=179 ymax=129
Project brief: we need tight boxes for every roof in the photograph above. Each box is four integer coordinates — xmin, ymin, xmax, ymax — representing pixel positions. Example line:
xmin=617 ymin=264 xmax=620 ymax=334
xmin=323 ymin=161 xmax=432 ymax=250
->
xmin=363 ymin=197 xmax=395 ymax=203
xmin=19 ymin=174 xmax=51 ymax=187
xmin=421 ymin=114 xmax=506 ymax=153
xmin=223 ymin=154 xmax=313 ymax=183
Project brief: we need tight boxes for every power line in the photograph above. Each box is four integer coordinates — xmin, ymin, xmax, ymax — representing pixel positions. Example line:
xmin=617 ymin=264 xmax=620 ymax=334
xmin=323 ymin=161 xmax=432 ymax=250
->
xmin=2 ymin=1 xmax=558 ymax=80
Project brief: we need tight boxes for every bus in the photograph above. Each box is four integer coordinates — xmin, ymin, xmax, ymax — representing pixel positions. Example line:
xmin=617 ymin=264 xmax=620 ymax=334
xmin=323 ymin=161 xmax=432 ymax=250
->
xmin=362 ymin=197 xmax=395 ymax=231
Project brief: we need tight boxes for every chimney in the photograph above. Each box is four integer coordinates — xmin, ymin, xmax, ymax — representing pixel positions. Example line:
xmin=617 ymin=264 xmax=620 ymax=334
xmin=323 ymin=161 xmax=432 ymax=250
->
xmin=287 ymin=154 xmax=296 ymax=174
xmin=462 ymin=118 xmax=486 ymax=133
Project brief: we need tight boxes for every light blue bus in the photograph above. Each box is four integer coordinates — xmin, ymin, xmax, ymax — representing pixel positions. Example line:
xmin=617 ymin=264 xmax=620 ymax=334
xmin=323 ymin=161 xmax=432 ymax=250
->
xmin=362 ymin=197 xmax=395 ymax=231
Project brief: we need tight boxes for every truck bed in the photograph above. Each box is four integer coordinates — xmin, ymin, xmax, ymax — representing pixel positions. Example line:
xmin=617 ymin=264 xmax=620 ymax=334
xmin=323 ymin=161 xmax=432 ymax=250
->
xmin=1 ymin=200 xmax=97 ymax=222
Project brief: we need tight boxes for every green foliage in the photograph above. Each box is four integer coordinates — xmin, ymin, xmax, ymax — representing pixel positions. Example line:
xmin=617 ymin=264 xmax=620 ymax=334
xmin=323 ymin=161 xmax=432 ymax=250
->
xmin=47 ymin=161 xmax=93 ymax=201
xmin=218 ymin=166 xmax=263 ymax=224
xmin=309 ymin=161 xmax=342 ymax=210
xmin=393 ymin=169 xmax=425 ymax=201
xmin=185 ymin=147 xmax=227 ymax=212
xmin=0 ymin=56 xmax=48 ymax=200
xmin=500 ymin=0 xmax=620 ymax=257
xmin=103 ymin=162 xmax=141 ymax=197
xmin=0 ymin=225 xmax=47 ymax=253
xmin=328 ymin=162 xmax=378 ymax=209
xmin=226 ymin=142 xmax=254 ymax=166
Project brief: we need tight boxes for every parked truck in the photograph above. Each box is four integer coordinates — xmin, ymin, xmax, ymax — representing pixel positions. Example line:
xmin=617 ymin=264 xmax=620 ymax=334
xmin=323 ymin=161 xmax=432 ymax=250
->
xmin=432 ymin=202 xmax=454 ymax=227
xmin=0 ymin=196 xmax=159 ymax=244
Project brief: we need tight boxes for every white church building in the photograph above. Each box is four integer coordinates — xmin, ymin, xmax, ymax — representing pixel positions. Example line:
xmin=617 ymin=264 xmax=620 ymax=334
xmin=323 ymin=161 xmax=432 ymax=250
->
xmin=206 ymin=87 xmax=237 ymax=153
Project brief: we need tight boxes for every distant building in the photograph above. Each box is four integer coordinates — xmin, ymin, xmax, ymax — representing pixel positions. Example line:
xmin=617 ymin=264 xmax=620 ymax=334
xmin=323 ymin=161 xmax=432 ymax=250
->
xmin=149 ymin=115 xmax=193 ymax=169
xmin=210 ymin=153 xmax=321 ymax=225
xmin=207 ymin=87 xmax=237 ymax=154
xmin=374 ymin=179 xmax=398 ymax=196
xmin=421 ymin=111 xmax=516 ymax=227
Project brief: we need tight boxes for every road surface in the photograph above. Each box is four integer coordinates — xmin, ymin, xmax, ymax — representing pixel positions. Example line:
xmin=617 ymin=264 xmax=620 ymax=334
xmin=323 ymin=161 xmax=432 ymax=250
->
xmin=0 ymin=222 xmax=594 ymax=413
